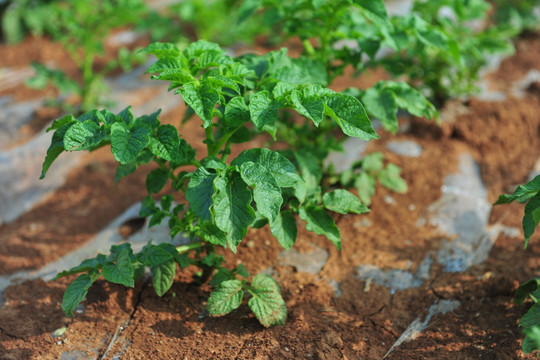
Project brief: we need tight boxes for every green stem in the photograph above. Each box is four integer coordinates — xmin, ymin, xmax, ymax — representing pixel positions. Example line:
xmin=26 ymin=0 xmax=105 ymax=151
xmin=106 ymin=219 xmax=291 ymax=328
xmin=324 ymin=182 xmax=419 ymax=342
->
xmin=205 ymin=126 xmax=216 ymax=156
xmin=302 ymin=39 xmax=316 ymax=57
xmin=176 ymin=241 xmax=205 ymax=254
xmin=218 ymin=126 xmax=243 ymax=162
xmin=81 ymin=52 xmax=95 ymax=112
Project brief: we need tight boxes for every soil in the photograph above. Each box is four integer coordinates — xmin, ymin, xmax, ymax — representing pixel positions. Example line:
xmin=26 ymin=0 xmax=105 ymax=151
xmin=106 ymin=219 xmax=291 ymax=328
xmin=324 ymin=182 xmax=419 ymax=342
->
xmin=1 ymin=28 xmax=540 ymax=360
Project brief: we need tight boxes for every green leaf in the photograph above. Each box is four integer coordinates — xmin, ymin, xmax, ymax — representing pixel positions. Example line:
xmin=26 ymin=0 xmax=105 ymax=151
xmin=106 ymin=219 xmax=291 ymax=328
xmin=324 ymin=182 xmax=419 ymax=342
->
xmin=141 ymin=42 xmax=181 ymax=58
xmin=115 ymin=151 xmax=154 ymax=182
xmin=138 ymin=242 xmax=174 ymax=266
xmin=206 ymin=75 xmax=241 ymax=94
xmin=207 ymin=279 xmax=244 ymax=316
xmin=291 ymin=90 xmax=325 ymax=126
xmin=495 ymin=176 xmax=540 ymax=205
xmin=185 ymin=40 xmax=222 ymax=57
xmin=146 ymin=168 xmax=169 ymax=194
xmin=412 ymin=16 xmax=448 ymax=50
xmin=523 ymin=326 xmax=540 ymax=354
xmin=151 ymin=69 xmax=195 ymax=85
xmin=325 ymin=94 xmax=379 ymax=140
xmin=212 ymin=172 xmax=256 ymax=252
xmin=238 ymin=0 xmax=261 ymax=23
xmin=55 ymin=256 xmax=106 ymax=280
xmin=175 ymin=253 xmax=191 ymax=268
xmin=355 ymin=172 xmax=376 ymax=206
xmin=102 ymin=249 xmax=134 ymax=287
xmin=186 ymin=167 xmax=217 ymax=221
xmin=390 ymin=82 xmax=435 ymax=119
xmin=196 ymin=50 xmax=234 ymax=70
xmin=520 ymin=303 xmax=540 ymax=329
xmin=115 ymin=164 xmax=137 ymax=182
xmin=2 ymin=7 xmax=23 ymax=44
xmin=270 ymin=210 xmax=297 ymax=250
xmin=248 ymin=274 xmax=287 ymax=327
xmin=117 ymin=107 xmax=134 ymax=126
xmin=111 ymin=122 xmax=151 ymax=164
xmin=202 ymin=157 xmax=228 ymax=171
xmin=40 ymin=122 xmax=73 ymax=179
xmin=299 ymin=206 xmax=341 ymax=250
xmin=63 ymin=121 xmax=104 ymax=151
xmin=379 ymin=164 xmax=408 ymax=193
xmin=146 ymin=57 xmax=187 ymax=74
xmin=231 ymin=148 xmax=302 ymax=188
xmin=323 ymin=190 xmax=370 ymax=214
xmin=361 ymin=87 xmax=398 ymax=133
xmin=236 ymin=264 xmax=250 ymax=278
xmin=149 ymin=125 xmax=179 ymax=162
xmin=198 ymin=221 xmax=228 ymax=247
xmin=272 ymin=82 xmax=297 ymax=99
xmin=177 ymin=82 xmax=219 ymax=128
xmin=151 ymin=259 xmax=176 ymax=296
xmin=135 ymin=110 xmax=161 ymax=131
xmin=26 ymin=62 xmax=79 ymax=94
xmin=62 ymin=273 xmax=100 ymax=317
xmin=224 ymin=96 xmax=250 ymax=130
xmin=249 ymin=91 xmax=279 ymax=137
xmin=355 ymin=0 xmax=388 ymax=21
xmin=515 ymin=278 xmax=540 ymax=305
xmin=47 ymin=114 xmax=77 ymax=132
xmin=362 ymin=152 xmax=384 ymax=174
xmin=239 ymin=162 xmax=283 ymax=222
xmin=293 ymin=150 xmax=322 ymax=202
xmin=523 ymin=192 xmax=540 ymax=247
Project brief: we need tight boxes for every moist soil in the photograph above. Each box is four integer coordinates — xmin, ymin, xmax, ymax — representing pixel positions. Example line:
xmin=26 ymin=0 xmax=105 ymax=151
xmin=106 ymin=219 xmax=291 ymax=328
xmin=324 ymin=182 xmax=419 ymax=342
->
xmin=1 ymin=33 xmax=540 ymax=360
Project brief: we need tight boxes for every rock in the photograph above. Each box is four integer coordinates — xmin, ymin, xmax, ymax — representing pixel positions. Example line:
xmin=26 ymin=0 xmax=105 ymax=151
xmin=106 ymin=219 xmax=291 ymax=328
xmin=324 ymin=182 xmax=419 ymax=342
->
xmin=356 ymin=253 xmax=433 ymax=293
xmin=277 ymin=244 xmax=329 ymax=275
xmin=386 ymin=140 xmax=423 ymax=158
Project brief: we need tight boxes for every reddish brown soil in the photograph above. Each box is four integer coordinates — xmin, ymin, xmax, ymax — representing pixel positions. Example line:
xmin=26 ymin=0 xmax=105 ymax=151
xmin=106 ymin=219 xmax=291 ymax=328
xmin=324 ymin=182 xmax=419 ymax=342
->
xmin=1 ymin=31 xmax=540 ymax=360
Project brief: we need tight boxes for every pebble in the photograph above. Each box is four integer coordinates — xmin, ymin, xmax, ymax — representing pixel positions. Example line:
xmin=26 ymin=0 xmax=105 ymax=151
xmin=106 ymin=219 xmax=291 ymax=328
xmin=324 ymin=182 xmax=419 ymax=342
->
xmin=384 ymin=195 xmax=396 ymax=205
xmin=386 ymin=140 xmax=423 ymax=158
xmin=277 ymin=244 xmax=329 ymax=275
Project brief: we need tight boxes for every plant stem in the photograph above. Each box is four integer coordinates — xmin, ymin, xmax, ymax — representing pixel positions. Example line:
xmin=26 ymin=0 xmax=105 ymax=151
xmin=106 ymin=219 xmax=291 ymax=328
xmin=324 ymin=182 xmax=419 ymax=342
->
xmin=302 ymin=39 xmax=316 ymax=57
xmin=176 ymin=241 xmax=205 ymax=254
xmin=81 ymin=52 xmax=95 ymax=112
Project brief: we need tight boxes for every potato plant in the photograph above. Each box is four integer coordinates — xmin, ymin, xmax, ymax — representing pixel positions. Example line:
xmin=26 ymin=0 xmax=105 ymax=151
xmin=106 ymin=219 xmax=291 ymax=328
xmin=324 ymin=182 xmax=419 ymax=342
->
xmin=1 ymin=0 xmax=57 ymax=44
xmin=496 ymin=176 xmax=540 ymax=353
xmin=24 ymin=0 xmax=150 ymax=113
xmin=41 ymin=40 xmax=385 ymax=326
xmin=382 ymin=0 xmax=516 ymax=104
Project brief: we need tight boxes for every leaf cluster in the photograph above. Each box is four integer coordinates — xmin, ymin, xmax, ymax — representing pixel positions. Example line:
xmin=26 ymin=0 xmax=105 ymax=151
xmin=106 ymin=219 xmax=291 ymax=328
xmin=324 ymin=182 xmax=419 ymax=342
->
xmin=239 ymin=0 xmax=517 ymax=105
xmin=1 ymin=0 xmax=57 ymax=44
xmin=22 ymin=0 xmax=157 ymax=112
xmin=495 ymin=175 xmax=540 ymax=248
xmin=492 ymin=0 xmax=540 ymax=34
xmin=496 ymin=176 xmax=540 ymax=353
xmin=56 ymin=241 xmax=192 ymax=317
xmin=514 ymin=278 xmax=540 ymax=354
xmin=379 ymin=0 xmax=515 ymax=104
xmin=327 ymin=152 xmax=407 ymax=206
